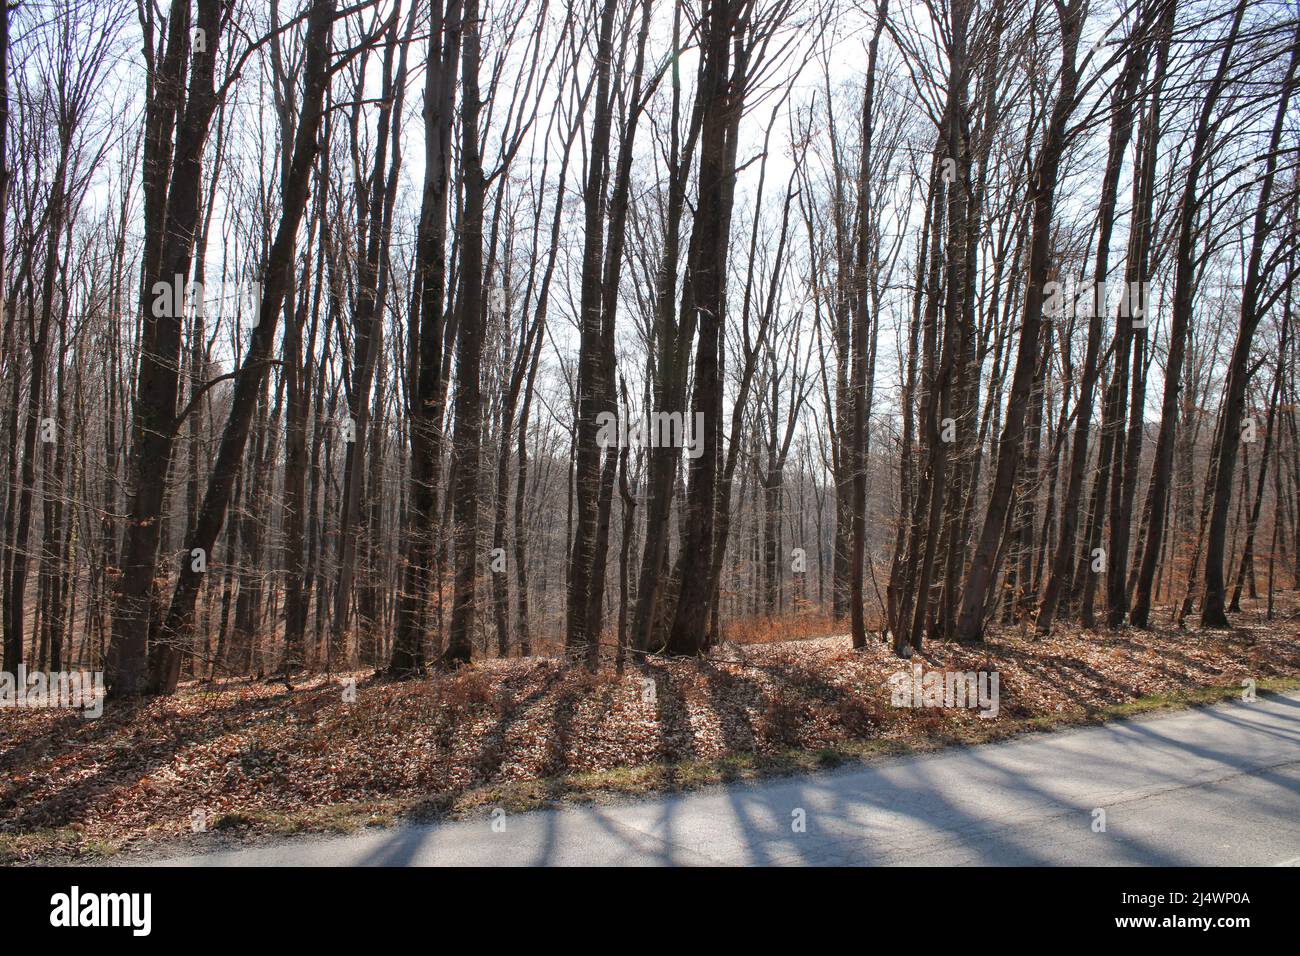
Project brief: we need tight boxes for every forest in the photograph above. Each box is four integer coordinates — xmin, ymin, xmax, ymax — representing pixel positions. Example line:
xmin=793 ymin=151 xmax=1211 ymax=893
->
xmin=0 ymin=0 xmax=1296 ymax=707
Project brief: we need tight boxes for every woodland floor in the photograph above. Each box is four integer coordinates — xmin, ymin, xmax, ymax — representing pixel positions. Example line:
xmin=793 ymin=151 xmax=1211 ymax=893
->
xmin=4 ymin=597 xmax=1300 ymax=863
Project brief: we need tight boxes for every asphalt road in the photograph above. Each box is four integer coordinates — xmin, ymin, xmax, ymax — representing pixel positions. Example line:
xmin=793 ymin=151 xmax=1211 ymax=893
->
xmin=148 ymin=690 xmax=1300 ymax=866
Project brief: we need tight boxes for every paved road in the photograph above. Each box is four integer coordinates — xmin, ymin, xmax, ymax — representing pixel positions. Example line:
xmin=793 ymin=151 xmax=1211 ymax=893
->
xmin=150 ymin=691 xmax=1300 ymax=866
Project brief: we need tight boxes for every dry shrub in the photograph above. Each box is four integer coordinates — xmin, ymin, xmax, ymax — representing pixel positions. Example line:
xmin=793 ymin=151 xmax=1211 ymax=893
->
xmin=725 ymin=610 xmax=851 ymax=645
xmin=833 ymin=696 xmax=882 ymax=736
xmin=564 ymin=661 xmax=622 ymax=692
xmin=436 ymin=668 xmax=498 ymax=714
xmin=761 ymin=688 xmax=810 ymax=747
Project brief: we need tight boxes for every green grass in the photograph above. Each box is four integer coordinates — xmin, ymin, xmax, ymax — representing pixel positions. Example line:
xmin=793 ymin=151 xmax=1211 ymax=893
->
xmin=0 ymin=828 xmax=114 ymax=865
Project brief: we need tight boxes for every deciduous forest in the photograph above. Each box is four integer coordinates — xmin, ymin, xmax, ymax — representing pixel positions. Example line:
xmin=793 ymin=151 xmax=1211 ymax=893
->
xmin=2 ymin=0 xmax=1300 ymax=859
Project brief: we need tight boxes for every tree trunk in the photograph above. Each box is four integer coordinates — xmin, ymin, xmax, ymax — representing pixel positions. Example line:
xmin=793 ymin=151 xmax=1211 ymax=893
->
xmin=955 ymin=0 xmax=1082 ymax=643
xmin=1200 ymin=16 xmax=1300 ymax=626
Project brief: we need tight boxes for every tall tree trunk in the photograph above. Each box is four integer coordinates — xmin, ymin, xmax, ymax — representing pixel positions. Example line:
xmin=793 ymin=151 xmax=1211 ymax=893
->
xmin=565 ymin=0 xmax=619 ymax=663
xmin=1037 ymin=22 xmax=1144 ymax=632
xmin=849 ymin=0 xmax=888 ymax=650
xmin=665 ymin=0 xmax=736 ymax=656
xmin=444 ymin=0 xmax=486 ymax=666
xmin=1200 ymin=17 xmax=1300 ymax=626
xmin=390 ymin=0 xmax=462 ymax=675
xmin=148 ymin=0 xmax=338 ymax=694
xmin=1131 ymin=0 xmax=1247 ymax=628
xmin=108 ymin=0 xmax=223 ymax=696
xmin=955 ymin=0 xmax=1082 ymax=642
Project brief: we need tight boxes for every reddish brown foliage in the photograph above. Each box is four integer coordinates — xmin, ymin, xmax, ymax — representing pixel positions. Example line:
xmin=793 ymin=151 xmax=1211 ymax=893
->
xmin=3 ymin=600 xmax=1299 ymax=858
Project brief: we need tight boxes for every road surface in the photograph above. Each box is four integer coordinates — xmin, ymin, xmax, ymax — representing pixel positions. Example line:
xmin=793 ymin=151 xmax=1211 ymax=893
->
xmin=147 ymin=690 xmax=1300 ymax=866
